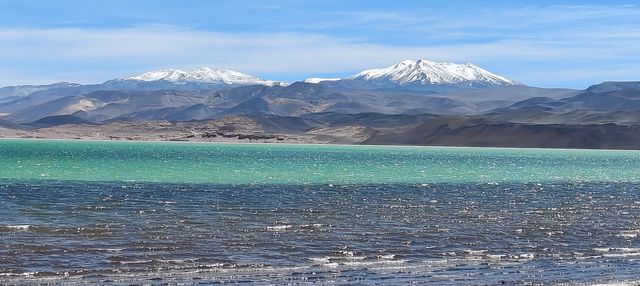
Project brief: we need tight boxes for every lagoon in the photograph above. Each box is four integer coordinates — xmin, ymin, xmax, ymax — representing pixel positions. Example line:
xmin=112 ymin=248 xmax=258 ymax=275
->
xmin=2 ymin=139 xmax=640 ymax=285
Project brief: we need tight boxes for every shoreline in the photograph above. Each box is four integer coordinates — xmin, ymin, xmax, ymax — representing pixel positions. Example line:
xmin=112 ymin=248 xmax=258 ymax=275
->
xmin=5 ymin=115 xmax=640 ymax=151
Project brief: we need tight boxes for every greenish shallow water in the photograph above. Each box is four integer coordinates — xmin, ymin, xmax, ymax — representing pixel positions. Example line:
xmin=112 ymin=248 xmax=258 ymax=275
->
xmin=1 ymin=139 xmax=640 ymax=184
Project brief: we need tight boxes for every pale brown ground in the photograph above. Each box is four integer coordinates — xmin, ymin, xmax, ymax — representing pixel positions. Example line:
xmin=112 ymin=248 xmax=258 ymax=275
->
xmin=2 ymin=116 xmax=374 ymax=145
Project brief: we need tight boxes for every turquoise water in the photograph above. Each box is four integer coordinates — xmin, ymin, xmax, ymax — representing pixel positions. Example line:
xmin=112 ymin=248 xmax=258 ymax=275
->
xmin=3 ymin=139 xmax=640 ymax=285
xmin=1 ymin=139 xmax=640 ymax=184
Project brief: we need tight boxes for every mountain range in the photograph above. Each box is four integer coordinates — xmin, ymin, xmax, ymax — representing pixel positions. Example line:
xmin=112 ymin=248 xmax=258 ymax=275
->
xmin=1 ymin=59 xmax=639 ymax=149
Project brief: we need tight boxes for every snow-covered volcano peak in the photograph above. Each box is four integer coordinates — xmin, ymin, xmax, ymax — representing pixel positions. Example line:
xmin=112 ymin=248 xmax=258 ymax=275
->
xmin=348 ymin=59 xmax=519 ymax=87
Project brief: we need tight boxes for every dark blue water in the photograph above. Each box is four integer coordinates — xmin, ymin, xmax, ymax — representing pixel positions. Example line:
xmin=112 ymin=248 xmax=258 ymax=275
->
xmin=2 ymin=180 xmax=640 ymax=285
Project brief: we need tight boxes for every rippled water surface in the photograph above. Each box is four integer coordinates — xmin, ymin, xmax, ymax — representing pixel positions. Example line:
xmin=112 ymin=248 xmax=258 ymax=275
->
xmin=2 ymin=140 xmax=640 ymax=285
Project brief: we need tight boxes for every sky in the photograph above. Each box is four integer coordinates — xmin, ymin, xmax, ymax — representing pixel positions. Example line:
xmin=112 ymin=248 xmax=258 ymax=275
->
xmin=0 ymin=0 xmax=638 ymax=88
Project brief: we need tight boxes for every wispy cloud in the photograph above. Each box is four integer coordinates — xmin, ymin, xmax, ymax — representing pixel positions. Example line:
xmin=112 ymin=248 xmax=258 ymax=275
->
xmin=328 ymin=4 xmax=640 ymax=32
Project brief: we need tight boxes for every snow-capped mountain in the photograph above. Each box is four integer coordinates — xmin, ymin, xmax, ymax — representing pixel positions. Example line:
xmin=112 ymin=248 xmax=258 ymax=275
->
xmin=343 ymin=59 xmax=519 ymax=89
xmin=112 ymin=67 xmax=285 ymax=87
xmin=0 ymin=60 xmax=529 ymax=120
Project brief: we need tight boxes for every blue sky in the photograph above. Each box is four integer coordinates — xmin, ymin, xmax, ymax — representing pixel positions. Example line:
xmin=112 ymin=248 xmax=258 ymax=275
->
xmin=0 ymin=0 xmax=639 ymax=88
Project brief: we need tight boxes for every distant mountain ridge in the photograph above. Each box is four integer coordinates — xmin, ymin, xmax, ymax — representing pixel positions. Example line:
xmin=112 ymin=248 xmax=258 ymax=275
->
xmin=1 ymin=59 xmax=517 ymax=100
xmin=0 ymin=82 xmax=81 ymax=101
xmin=2 ymin=61 xmax=639 ymax=144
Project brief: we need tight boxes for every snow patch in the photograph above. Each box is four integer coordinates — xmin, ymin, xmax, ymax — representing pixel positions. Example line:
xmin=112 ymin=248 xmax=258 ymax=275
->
xmin=303 ymin=78 xmax=342 ymax=84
